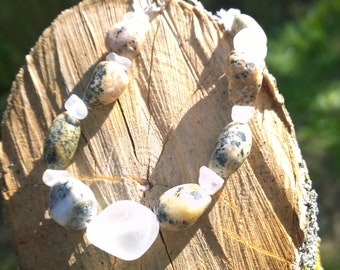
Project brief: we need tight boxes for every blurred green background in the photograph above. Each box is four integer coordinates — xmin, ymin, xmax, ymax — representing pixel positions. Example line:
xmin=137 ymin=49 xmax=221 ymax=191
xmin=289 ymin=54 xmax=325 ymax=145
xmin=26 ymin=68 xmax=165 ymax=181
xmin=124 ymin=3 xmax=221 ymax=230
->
xmin=0 ymin=0 xmax=339 ymax=269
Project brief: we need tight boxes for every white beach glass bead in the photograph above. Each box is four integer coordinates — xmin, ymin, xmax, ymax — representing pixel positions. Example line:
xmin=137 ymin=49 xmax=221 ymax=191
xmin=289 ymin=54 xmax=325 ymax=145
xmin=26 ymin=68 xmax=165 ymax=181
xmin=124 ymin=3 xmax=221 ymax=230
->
xmin=106 ymin=52 xmax=132 ymax=71
xmin=231 ymin=14 xmax=267 ymax=43
xmin=231 ymin=105 xmax=255 ymax=123
xmin=64 ymin=94 xmax=88 ymax=120
xmin=198 ymin=166 xmax=225 ymax=195
xmin=233 ymin=27 xmax=267 ymax=63
xmin=86 ymin=200 xmax=159 ymax=261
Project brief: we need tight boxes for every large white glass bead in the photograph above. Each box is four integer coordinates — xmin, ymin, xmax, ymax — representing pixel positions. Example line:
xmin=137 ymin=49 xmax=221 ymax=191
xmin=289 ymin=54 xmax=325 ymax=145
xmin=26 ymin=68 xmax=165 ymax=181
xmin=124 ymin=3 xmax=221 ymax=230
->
xmin=231 ymin=14 xmax=267 ymax=44
xmin=233 ymin=27 xmax=267 ymax=63
xmin=154 ymin=184 xmax=211 ymax=231
xmin=198 ymin=166 xmax=224 ymax=195
xmin=64 ymin=94 xmax=88 ymax=120
xmin=231 ymin=105 xmax=255 ymax=123
xmin=49 ymin=176 xmax=97 ymax=230
xmin=86 ymin=200 xmax=159 ymax=261
xmin=209 ymin=122 xmax=252 ymax=178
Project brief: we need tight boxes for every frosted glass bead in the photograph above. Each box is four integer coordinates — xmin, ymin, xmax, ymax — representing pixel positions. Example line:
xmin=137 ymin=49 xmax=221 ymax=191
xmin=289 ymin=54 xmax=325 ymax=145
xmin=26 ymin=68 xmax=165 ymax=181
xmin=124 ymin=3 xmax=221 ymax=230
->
xmin=233 ymin=28 xmax=267 ymax=63
xmin=49 ymin=176 xmax=97 ymax=230
xmin=198 ymin=166 xmax=224 ymax=195
xmin=231 ymin=14 xmax=267 ymax=44
xmin=106 ymin=52 xmax=132 ymax=71
xmin=231 ymin=105 xmax=255 ymax=123
xmin=86 ymin=200 xmax=159 ymax=261
xmin=64 ymin=94 xmax=88 ymax=120
xmin=209 ymin=122 xmax=252 ymax=178
xmin=154 ymin=184 xmax=211 ymax=231
xmin=42 ymin=169 xmax=69 ymax=187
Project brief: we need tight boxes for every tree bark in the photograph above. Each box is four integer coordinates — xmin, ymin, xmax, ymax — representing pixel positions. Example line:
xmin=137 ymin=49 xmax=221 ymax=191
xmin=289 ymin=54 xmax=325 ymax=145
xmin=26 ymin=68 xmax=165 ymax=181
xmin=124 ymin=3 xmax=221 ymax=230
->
xmin=1 ymin=0 xmax=318 ymax=269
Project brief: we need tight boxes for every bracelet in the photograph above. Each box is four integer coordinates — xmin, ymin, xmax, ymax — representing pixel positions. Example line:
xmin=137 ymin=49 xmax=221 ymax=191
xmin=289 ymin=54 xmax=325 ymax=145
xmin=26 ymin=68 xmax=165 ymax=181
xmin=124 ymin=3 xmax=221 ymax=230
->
xmin=41 ymin=2 xmax=267 ymax=261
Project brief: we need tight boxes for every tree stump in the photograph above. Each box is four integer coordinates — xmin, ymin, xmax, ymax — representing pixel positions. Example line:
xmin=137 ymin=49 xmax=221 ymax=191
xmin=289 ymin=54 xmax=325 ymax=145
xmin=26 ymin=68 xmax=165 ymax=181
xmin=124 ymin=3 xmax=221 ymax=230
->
xmin=0 ymin=0 xmax=320 ymax=269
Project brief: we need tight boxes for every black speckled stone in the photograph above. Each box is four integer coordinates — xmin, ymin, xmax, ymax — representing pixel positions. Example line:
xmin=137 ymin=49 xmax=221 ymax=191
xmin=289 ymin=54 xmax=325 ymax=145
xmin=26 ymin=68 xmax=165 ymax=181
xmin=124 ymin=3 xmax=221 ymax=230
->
xmin=209 ymin=122 xmax=252 ymax=178
xmin=154 ymin=183 xmax=211 ymax=231
xmin=49 ymin=178 xmax=97 ymax=230
xmin=43 ymin=112 xmax=81 ymax=169
xmin=227 ymin=51 xmax=264 ymax=105
xmin=82 ymin=61 xmax=129 ymax=109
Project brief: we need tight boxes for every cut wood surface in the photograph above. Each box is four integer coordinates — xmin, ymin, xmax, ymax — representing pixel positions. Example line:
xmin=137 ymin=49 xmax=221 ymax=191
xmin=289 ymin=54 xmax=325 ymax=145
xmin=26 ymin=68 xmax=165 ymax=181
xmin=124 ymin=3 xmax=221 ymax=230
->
xmin=1 ymin=0 xmax=313 ymax=269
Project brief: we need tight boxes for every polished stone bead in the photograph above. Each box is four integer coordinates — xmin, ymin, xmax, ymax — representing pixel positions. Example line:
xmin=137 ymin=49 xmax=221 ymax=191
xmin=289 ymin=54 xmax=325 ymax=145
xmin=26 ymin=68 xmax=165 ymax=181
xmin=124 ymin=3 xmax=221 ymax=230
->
xmin=43 ymin=112 xmax=81 ymax=169
xmin=154 ymin=183 xmax=211 ymax=231
xmin=86 ymin=200 xmax=159 ymax=261
xmin=209 ymin=122 xmax=252 ymax=178
xmin=226 ymin=51 xmax=264 ymax=106
xmin=82 ymin=60 xmax=129 ymax=108
xmin=48 ymin=175 xmax=97 ymax=230
xmin=105 ymin=11 xmax=150 ymax=60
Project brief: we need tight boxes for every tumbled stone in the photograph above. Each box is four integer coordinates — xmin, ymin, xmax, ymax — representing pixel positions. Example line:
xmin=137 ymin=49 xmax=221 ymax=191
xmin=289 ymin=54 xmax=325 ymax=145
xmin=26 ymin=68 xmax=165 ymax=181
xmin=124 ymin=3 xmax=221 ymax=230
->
xmin=82 ymin=60 xmax=129 ymax=108
xmin=43 ymin=112 xmax=81 ymax=169
xmin=154 ymin=183 xmax=211 ymax=231
xmin=48 ymin=176 xmax=97 ymax=230
xmin=226 ymin=50 xmax=265 ymax=106
xmin=209 ymin=122 xmax=252 ymax=178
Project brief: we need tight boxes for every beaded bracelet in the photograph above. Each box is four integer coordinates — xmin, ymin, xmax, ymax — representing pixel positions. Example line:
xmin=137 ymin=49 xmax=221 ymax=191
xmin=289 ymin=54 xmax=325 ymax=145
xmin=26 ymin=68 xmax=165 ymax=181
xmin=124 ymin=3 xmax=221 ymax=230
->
xmin=41 ymin=2 xmax=267 ymax=261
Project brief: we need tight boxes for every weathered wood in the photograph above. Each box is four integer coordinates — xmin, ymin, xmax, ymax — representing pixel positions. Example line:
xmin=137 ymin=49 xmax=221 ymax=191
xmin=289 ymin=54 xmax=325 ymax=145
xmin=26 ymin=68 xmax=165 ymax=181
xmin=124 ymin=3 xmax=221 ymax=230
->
xmin=0 ymin=0 xmax=315 ymax=269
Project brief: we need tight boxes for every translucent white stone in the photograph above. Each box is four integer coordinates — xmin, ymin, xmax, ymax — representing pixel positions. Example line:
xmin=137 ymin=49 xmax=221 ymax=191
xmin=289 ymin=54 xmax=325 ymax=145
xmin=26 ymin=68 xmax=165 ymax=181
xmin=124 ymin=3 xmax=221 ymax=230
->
xmin=42 ymin=169 xmax=69 ymax=187
xmin=106 ymin=52 xmax=132 ymax=71
xmin=64 ymin=94 xmax=88 ymax=120
xmin=49 ymin=176 xmax=98 ymax=230
xmin=86 ymin=200 xmax=159 ymax=261
xmin=231 ymin=105 xmax=255 ymax=123
xmin=198 ymin=166 xmax=224 ymax=195
xmin=233 ymin=28 xmax=267 ymax=63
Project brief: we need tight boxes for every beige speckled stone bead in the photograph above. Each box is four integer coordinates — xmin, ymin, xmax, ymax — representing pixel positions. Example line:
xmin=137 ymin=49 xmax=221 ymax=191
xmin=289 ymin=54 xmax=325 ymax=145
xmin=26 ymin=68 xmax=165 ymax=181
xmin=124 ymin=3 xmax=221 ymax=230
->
xmin=105 ymin=22 xmax=145 ymax=61
xmin=43 ymin=112 xmax=81 ymax=169
xmin=227 ymin=50 xmax=264 ymax=105
xmin=209 ymin=122 xmax=252 ymax=178
xmin=154 ymin=183 xmax=211 ymax=231
xmin=83 ymin=60 xmax=129 ymax=108
xmin=105 ymin=11 xmax=151 ymax=60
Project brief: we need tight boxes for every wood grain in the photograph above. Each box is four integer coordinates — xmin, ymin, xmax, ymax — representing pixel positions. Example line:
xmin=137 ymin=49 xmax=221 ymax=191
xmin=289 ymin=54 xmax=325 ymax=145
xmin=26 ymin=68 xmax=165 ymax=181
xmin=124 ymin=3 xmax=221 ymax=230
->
xmin=1 ymin=0 xmax=311 ymax=269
